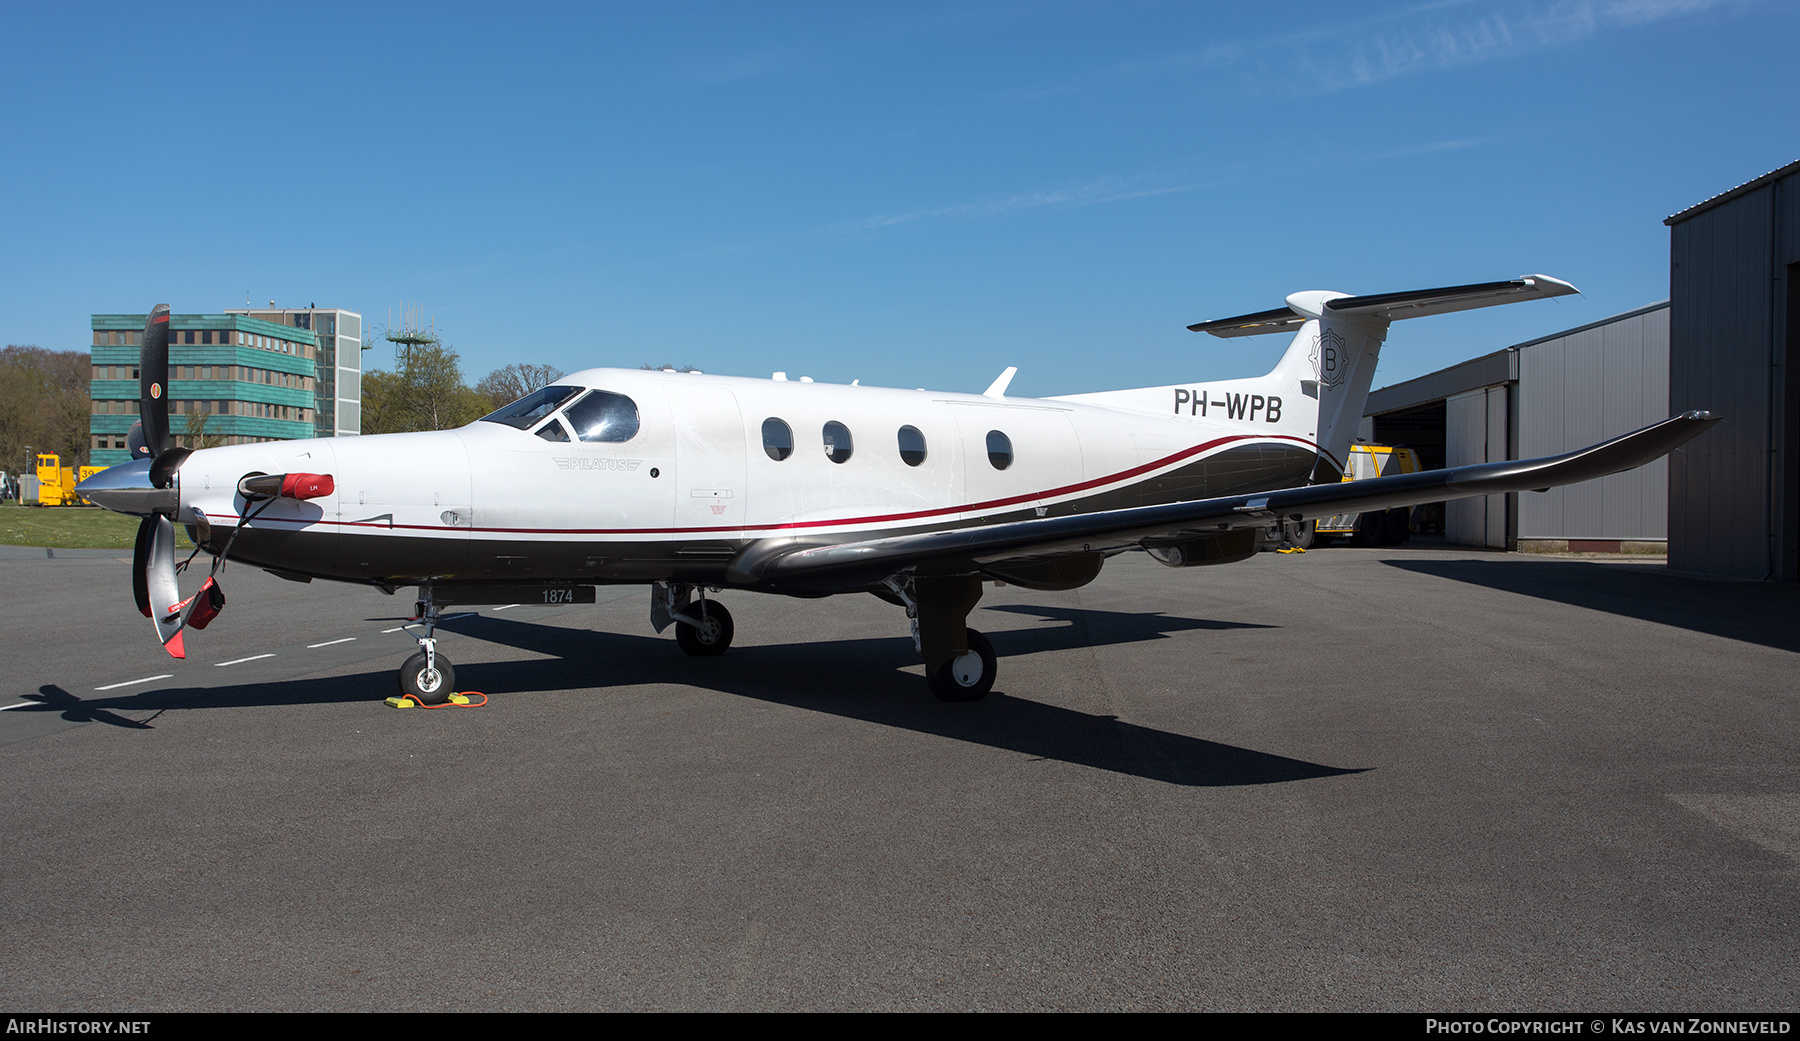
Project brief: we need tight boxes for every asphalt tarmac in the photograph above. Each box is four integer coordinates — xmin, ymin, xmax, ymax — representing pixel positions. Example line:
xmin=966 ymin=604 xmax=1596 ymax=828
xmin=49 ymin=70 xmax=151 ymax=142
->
xmin=3 ymin=542 xmax=1796 ymax=1011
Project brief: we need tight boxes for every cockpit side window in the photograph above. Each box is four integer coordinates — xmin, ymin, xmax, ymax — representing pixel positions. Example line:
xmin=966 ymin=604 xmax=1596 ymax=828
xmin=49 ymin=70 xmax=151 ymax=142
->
xmin=564 ymin=390 xmax=641 ymax=443
xmin=481 ymin=385 xmax=585 ymax=429
xmin=534 ymin=418 xmax=571 ymax=442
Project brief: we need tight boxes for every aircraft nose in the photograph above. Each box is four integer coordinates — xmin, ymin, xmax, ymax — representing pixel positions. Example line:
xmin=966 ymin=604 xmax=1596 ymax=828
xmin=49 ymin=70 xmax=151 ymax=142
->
xmin=75 ymin=459 xmax=178 ymax=516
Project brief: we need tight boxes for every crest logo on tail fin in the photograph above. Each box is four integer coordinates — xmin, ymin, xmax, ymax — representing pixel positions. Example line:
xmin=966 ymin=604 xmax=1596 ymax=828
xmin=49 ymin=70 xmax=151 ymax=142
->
xmin=1312 ymin=328 xmax=1347 ymax=388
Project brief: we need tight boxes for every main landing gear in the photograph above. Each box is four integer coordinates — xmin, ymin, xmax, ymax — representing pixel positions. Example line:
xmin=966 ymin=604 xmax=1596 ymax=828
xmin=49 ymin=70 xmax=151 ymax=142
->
xmin=399 ymin=588 xmax=456 ymax=705
xmin=928 ymin=628 xmax=996 ymax=702
xmin=885 ymin=575 xmax=997 ymax=702
xmin=652 ymin=582 xmax=736 ymax=657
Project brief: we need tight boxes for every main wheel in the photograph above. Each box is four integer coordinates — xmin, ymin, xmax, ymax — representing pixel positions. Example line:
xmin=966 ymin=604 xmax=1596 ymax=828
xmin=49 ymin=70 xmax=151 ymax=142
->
xmin=399 ymin=651 xmax=455 ymax=705
xmin=928 ymin=628 xmax=996 ymax=702
xmin=675 ymin=601 xmax=734 ymax=656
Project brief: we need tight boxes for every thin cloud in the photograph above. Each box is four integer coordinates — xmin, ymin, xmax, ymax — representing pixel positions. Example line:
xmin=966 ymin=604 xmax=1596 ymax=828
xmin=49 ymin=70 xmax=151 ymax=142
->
xmin=1301 ymin=0 xmax=1746 ymax=91
xmin=1130 ymin=0 xmax=1752 ymax=95
xmin=673 ymin=51 xmax=788 ymax=88
xmin=830 ymin=177 xmax=1217 ymax=234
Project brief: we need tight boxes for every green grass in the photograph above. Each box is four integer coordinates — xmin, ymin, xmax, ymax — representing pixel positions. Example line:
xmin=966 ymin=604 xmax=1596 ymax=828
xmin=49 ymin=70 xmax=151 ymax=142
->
xmin=0 ymin=503 xmax=194 ymax=549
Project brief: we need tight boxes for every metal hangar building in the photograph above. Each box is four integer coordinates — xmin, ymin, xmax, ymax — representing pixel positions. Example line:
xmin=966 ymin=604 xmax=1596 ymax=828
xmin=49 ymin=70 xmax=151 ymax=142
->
xmin=1356 ymin=158 xmax=1800 ymax=578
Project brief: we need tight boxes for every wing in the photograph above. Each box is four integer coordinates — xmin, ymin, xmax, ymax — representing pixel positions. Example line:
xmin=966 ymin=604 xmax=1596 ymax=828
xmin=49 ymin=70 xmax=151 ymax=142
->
xmin=727 ymin=411 xmax=1718 ymax=591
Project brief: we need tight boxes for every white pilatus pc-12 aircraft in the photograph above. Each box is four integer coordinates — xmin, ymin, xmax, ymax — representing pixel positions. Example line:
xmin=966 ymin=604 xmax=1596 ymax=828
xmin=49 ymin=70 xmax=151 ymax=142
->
xmin=78 ymin=278 xmax=1716 ymax=704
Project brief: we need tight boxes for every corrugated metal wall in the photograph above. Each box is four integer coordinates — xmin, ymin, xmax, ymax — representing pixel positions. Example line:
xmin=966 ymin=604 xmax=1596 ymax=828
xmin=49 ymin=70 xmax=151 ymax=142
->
xmin=1445 ymin=386 xmax=1509 ymax=548
xmin=1516 ymin=305 xmax=1669 ymax=540
xmin=1668 ymin=166 xmax=1800 ymax=579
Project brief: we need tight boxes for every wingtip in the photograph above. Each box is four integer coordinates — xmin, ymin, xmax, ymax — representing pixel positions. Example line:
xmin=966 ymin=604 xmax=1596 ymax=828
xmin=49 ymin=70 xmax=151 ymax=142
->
xmin=1521 ymin=274 xmax=1581 ymax=297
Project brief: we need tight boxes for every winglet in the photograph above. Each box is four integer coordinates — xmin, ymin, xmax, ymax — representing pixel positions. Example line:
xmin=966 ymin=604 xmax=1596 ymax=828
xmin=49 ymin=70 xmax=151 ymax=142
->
xmin=983 ymin=366 xmax=1018 ymax=399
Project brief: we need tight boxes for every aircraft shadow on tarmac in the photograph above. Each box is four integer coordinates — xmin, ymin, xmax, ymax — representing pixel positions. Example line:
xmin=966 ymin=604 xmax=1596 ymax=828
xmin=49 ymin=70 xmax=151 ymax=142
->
xmin=24 ymin=606 xmax=1361 ymax=788
xmin=1384 ymin=557 xmax=1800 ymax=653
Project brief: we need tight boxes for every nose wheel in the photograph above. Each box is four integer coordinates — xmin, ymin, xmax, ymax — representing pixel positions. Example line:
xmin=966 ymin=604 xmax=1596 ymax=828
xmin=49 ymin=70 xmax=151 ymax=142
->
xmin=399 ymin=650 xmax=456 ymax=705
xmin=675 ymin=601 xmax=734 ymax=656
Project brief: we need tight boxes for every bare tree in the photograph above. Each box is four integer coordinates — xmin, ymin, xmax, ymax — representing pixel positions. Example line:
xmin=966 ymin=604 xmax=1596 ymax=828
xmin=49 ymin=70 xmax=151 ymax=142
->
xmin=476 ymin=363 xmax=565 ymax=409
xmin=182 ymin=409 xmax=222 ymax=450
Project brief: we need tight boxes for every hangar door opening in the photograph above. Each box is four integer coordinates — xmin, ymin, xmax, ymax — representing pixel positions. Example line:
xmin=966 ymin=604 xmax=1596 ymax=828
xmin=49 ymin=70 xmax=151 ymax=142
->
xmin=1371 ymin=401 xmax=1446 ymax=536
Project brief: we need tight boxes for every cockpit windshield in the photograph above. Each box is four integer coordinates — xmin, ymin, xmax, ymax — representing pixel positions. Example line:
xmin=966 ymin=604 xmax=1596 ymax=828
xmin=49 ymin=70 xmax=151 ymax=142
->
xmin=480 ymin=385 xmax=585 ymax=429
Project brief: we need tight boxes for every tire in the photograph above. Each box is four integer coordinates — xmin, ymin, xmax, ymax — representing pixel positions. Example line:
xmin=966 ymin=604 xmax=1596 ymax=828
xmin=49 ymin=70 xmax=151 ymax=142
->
xmin=1350 ymin=513 xmax=1379 ymax=547
xmin=675 ymin=601 xmax=734 ymax=656
xmin=928 ymin=628 xmax=996 ymax=702
xmin=399 ymin=651 xmax=455 ymax=706
xmin=1288 ymin=519 xmax=1315 ymax=550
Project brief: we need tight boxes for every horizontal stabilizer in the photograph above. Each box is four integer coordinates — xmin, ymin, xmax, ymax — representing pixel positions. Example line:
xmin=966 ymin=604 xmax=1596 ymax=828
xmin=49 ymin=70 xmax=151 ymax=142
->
xmin=1186 ymin=306 xmax=1307 ymax=338
xmin=1325 ymin=274 xmax=1578 ymax=321
xmin=1188 ymin=275 xmax=1579 ymax=337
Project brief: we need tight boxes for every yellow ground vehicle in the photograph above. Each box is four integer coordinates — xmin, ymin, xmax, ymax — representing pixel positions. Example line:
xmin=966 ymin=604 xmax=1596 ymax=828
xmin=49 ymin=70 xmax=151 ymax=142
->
xmin=1315 ymin=444 xmax=1423 ymax=546
xmin=32 ymin=453 xmax=103 ymax=506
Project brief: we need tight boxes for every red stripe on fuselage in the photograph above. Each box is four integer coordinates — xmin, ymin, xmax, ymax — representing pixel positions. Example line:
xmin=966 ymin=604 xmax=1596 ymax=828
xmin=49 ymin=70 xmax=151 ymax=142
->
xmin=205 ymin=433 xmax=1330 ymax=538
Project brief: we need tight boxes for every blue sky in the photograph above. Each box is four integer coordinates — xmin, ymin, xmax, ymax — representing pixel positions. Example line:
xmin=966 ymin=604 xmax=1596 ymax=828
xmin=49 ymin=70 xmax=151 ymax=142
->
xmin=3 ymin=1 xmax=1795 ymax=399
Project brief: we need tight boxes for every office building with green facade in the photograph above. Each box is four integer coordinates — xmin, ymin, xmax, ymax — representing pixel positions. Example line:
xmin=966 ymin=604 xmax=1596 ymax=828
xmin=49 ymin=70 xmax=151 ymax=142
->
xmin=88 ymin=307 xmax=362 ymax=467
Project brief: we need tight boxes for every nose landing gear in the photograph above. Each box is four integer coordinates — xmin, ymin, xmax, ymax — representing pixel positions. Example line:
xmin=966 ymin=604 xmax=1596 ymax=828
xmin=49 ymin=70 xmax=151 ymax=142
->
xmin=652 ymin=582 xmax=737 ymax=656
xmin=398 ymin=588 xmax=455 ymax=705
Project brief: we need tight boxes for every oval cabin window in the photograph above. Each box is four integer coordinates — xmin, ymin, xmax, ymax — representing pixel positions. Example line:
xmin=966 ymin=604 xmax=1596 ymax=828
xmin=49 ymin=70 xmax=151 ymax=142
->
xmin=763 ymin=418 xmax=794 ymax=461
xmin=823 ymin=421 xmax=853 ymax=464
xmin=986 ymin=430 xmax=1013 ymax=470
xmin=897 ymin=425 xmax=927 ymax=466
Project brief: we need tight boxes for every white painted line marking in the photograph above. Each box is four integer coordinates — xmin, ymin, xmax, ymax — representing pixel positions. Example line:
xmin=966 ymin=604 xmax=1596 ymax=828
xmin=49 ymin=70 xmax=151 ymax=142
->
xmin=381 ymin=626 xmax=410 ymax=634
xmin=95 ymin=674 xmax=173 ymax=691
xmin=494 ymin=604 xmax=520 ymax=611
xmin=214 ymin=653 xmax=276 ymax=667
xmin=1 ymin=701 xmax=38 ymax=711
xmin=307 ymin=637 xmax=357 ymax=648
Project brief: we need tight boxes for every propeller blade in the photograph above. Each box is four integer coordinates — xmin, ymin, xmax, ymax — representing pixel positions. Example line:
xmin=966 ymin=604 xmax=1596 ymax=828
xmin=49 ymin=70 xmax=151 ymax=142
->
xmin=144 ymin=514 xmax=186 ymax=658
xmin=132 ymin=517 xmax=153 ymax=618
xmin=139 ymin=305 xmax=171 ymax=459
xmin=126 ymin=421 xmax=148 ymax=461
xmin=150 ymin=446 xmax=192 ymax=490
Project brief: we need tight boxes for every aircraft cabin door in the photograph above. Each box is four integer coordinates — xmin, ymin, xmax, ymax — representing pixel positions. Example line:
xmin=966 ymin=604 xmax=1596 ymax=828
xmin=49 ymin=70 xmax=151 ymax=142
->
xmin=666 ymin=384 xmax=747 ymax=531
